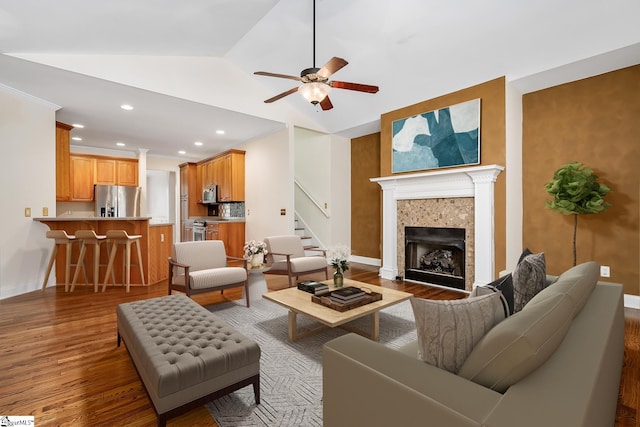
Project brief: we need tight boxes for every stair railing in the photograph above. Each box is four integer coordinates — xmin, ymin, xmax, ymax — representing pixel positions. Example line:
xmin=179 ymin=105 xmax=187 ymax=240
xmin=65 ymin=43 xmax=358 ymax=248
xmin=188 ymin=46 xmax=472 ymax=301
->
xmin=294 ymin=179 xmax=330 ymax=218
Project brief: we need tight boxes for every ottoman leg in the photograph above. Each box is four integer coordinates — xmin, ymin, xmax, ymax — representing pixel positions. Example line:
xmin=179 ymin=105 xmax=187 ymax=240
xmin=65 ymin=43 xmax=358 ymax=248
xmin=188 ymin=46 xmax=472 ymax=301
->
xmin=253 ymin=374 xmax=261 ymax=404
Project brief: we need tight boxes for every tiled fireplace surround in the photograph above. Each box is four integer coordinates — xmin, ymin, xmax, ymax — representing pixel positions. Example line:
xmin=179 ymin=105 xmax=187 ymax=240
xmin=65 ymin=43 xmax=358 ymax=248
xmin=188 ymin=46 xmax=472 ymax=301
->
xmin=371 ymin=165 xmax=504 ymax=291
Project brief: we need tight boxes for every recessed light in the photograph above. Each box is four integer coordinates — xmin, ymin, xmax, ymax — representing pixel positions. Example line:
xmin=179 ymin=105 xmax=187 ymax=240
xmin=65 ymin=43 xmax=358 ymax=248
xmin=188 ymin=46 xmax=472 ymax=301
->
xmin=194 ymin=141 xmax=203 ymax=146
xmin=178 ymin=150 xmax=187 ymax=155
xmin=121 ymin=104 xmax=134 ymax=111
xmin=71 ymin=137 xmax=82 ymax=141
xmin=216 ymin=130 xmax=225 ymax=135
xmin=116 ymin=142 xmax=126 ymax=147
xmin=72 ymin=123 xmax=85 ymax=128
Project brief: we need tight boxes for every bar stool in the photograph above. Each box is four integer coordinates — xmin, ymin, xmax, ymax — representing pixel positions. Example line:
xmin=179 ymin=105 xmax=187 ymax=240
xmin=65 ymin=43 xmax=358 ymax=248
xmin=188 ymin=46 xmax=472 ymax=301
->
xmin=42 ymin=230 xmax=88 ymax=292
xmin=103 ymin=230 xmax=145 ymax=292
xmin=71 ymin=230 xmax=115 ymax=292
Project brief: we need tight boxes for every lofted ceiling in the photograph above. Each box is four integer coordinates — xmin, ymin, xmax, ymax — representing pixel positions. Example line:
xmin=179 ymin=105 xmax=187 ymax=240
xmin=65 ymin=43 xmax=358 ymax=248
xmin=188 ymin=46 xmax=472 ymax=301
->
xmin=0 ymin=0 xmax=638 ymax=161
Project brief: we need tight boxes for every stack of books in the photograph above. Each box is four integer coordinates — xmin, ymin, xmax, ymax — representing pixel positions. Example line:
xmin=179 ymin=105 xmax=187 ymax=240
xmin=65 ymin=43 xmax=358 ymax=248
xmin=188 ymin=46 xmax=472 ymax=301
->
xmin=297 ymin=280 xmax=330 ymax=294
xmin=330 ymin=286 xmax=366 ymax=305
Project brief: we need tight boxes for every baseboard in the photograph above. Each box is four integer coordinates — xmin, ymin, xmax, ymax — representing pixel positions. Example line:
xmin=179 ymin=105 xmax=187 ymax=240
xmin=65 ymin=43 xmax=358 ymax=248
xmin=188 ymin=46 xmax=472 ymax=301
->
xmin=350 ymin=256 xmax=381 ymax=267
xmin=624 ymin=293 xmax=640 ymax=309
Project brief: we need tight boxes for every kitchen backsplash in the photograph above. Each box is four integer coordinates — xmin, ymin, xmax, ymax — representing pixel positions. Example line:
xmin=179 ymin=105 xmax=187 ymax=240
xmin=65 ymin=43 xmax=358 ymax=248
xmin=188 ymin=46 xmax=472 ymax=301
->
xmin=219 ymin=202 xmax=245 ymax=218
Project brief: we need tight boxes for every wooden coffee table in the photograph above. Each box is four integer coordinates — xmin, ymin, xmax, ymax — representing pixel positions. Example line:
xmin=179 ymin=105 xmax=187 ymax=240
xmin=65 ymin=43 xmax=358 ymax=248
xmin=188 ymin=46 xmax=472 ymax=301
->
xmin=263 ymin=278 xmax=413 ymax=341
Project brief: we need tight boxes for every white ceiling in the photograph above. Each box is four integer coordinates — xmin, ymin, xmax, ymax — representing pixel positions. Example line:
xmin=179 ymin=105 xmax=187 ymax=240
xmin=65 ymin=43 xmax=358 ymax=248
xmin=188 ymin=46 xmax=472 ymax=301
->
xmin=0 ymin=0 xmax=638 ymax=161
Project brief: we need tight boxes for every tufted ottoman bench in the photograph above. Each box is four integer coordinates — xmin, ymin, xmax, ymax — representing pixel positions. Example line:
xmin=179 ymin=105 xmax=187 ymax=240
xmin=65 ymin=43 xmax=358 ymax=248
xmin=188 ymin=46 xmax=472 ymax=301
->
xmin=116 ymin=294 xmax=261 ymax=427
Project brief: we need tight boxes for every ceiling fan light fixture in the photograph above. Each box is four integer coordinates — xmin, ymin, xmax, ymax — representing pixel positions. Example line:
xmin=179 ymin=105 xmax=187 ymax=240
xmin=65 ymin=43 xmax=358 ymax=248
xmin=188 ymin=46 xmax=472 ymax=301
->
xmin=298 ymin=82 xmax=331 ymax=104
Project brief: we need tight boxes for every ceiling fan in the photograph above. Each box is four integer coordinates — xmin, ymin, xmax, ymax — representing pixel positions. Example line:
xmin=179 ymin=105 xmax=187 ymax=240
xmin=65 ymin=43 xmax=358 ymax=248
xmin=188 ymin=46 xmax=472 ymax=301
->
xmin=254 ymin=0 xmax=379 ymax=111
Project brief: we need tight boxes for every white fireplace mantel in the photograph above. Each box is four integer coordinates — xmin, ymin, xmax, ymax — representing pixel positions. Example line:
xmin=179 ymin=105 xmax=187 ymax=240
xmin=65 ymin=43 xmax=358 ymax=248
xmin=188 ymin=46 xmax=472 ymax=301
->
xmin=371 ymin=164 xmax=504 ymax=288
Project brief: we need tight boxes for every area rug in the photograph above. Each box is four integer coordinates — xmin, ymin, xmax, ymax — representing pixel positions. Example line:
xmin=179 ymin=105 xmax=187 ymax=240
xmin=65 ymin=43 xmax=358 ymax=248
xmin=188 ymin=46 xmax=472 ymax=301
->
xmin=205 ymin=298 xmax=417 ymax=427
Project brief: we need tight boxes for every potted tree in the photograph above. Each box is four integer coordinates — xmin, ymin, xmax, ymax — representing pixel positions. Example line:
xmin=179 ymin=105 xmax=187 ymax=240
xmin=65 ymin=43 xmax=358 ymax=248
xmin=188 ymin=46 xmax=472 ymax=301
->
xmin=545 ymin=161 xmax=611 ymax=266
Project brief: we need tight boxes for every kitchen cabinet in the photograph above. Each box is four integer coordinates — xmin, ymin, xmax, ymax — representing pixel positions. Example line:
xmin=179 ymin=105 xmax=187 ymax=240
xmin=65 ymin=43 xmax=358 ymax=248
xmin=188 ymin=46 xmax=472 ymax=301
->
xmin=213 ymin=150 xmax=245 ymax=202
xmin=70 ymin=155 xmax=95 ymax=201
xmin=218 ymin=221 xmax=245 ymax=258
xmin=205 ymin=223 xmax=219 ymax=241
xmin=179 ymin=162 xmax=205 ymax=242
xmin=95 ymin=158 xmax=138 ymax=186
xmin=148 ymin=224 xmax=173 ymax=284
xmin=95 ymin=158 xmax=116 ymax=185
xmin=117 ymin=159 xmax=138 ymax=186
xmin=56 ymin=122 xmax=72 ymax=201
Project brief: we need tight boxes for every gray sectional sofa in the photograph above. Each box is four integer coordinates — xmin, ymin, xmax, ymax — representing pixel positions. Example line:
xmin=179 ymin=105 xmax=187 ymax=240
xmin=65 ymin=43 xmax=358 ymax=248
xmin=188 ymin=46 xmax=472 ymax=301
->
xmin=323 ymin=263 xmax=625 ymax=427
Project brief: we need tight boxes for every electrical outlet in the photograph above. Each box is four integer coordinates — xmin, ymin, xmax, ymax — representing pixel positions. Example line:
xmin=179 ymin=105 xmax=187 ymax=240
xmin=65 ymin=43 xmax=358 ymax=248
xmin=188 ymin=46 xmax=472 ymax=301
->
xmin=42 ymin=207 xmax=49 ymax=216
xmin=24 ymin=207 xmax=31 ymax=217
xmin=160 ymin=233 xmax=164 ymax=243
xmin=324 ymin=202 xmax=328 ymax=209
xmin=280 ymin=208 xmax=286 ymax=216
xmin=600 ymin=265 xmax=610 ymax=277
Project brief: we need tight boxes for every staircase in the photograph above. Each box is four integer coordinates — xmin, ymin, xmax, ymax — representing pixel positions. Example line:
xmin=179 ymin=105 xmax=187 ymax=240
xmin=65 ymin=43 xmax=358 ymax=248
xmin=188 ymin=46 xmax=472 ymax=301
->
xmin=295 ymin=219 xmax=321 ymax=252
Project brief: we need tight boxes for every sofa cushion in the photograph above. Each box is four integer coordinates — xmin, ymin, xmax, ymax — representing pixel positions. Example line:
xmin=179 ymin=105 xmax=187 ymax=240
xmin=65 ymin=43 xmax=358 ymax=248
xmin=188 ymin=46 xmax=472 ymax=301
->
xmin=409 ymin=292 xmax=507 ymax=374
xmin=513 ymin=252 xmax=546 ymax=312
xmin=471 ymin=274 xmax=514 ymax=316
xmin=526 ymin=261 xmax=599 ymax=318
xmin=457 ymin=291 xmax=573 ymax=393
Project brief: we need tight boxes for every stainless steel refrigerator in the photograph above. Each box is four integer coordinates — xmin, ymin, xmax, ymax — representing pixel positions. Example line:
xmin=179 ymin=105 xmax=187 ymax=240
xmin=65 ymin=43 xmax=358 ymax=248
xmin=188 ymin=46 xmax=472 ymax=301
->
xmin=94 ymin=185 xmax=141 ymax=217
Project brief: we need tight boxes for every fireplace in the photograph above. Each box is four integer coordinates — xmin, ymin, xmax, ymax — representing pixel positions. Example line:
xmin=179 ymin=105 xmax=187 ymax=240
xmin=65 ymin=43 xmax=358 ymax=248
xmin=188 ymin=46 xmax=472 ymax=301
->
xmin=405 ymin=226 xmax=465 ymax=290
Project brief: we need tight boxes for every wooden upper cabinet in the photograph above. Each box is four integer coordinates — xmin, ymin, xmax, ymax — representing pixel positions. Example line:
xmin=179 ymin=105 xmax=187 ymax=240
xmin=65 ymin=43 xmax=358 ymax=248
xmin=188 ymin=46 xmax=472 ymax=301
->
xmin=117 ymin=160 xmax=138 ymax=186
xmin=55 ymin=122 xmax=73 ymax=201
xmin=95 ymin=159 xmax=117 ymax=185
xmin=70 ymin=155 xmax=95 ymax=201
xmin=209 ymin=150 xmax=244 ymax=202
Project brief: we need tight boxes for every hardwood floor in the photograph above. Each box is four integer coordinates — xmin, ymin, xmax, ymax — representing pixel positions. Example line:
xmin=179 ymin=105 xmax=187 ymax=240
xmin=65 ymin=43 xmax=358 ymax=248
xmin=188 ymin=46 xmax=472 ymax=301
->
xmin=0 ymin=263 xmax=637 ymax=426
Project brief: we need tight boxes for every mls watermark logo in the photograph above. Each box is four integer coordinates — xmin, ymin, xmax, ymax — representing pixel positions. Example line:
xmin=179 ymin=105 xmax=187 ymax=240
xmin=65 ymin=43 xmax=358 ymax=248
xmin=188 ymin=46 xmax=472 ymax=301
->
xmin=0 ymin=416 xmax=35 ymax=426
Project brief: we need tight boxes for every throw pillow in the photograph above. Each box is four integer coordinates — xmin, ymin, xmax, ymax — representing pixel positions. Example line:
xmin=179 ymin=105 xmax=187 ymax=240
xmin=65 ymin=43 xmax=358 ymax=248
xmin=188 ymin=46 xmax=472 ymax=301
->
xmin=512 ymin=252 xmax=546 ymax=312
xmin=470 ymin=274 xmax=514 ymax=316
xmin=517 ymin=247 xmax=533 ymax=264
xmin=458 ymin=292 xmax=573 ymax=393
xmin=409 ymin=292 xmax=507 ymax=374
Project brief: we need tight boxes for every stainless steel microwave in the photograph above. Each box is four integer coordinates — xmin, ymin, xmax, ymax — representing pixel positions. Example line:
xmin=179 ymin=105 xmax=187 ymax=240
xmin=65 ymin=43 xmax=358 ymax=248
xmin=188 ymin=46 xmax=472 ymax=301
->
xmin=202 ymin=185 xmax=217 ymax=204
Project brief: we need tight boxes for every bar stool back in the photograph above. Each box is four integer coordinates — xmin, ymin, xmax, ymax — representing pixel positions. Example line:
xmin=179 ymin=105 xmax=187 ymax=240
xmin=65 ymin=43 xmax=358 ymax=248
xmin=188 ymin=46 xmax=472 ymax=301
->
xmin=71 ymin=230 xmax=115 ymax=292
xmin=42 ymin=230 xmax=88 ymax=292
xmin=103 ymin=230 xmax=145 ymax=292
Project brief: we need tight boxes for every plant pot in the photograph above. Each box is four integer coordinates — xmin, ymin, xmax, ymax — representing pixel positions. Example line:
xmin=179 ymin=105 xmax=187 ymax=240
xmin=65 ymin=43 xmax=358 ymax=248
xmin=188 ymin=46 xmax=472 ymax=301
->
xmin=250 ymin=254 xmax=263 ymax=267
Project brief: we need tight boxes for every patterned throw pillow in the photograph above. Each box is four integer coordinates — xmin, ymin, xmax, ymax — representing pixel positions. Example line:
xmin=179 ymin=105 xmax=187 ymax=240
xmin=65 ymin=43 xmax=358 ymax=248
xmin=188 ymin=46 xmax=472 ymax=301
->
xmin=513 ymin=252 xmax=546 ymax=312
xmin=409 ymin=292 xmax=507 ymax=374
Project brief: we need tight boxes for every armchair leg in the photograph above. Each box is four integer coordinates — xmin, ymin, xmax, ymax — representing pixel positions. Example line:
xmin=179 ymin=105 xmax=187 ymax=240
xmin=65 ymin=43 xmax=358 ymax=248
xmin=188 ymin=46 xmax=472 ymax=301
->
xmin=244 ymin=281 xmax=250 ymax=308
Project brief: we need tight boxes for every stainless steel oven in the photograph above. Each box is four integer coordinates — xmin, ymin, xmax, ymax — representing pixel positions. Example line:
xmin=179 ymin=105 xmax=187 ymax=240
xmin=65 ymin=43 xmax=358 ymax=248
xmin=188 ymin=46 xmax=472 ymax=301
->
xmin=192 ymin=219 xmax=206 ymax=241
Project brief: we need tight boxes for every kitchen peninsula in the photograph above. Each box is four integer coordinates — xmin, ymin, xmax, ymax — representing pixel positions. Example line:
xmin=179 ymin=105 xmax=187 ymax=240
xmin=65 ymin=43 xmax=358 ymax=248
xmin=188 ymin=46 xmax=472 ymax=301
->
xmin=34 ymin=217 xmax=173 ymax=287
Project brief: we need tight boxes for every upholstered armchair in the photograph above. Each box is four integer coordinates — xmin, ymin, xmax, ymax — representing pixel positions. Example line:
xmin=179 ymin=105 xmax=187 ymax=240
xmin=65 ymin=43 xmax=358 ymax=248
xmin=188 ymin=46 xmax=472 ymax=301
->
xmin=263 ymin=235 xmax=328 ymax=287
xmin=168 ymin=240 xmax=250 ymax=306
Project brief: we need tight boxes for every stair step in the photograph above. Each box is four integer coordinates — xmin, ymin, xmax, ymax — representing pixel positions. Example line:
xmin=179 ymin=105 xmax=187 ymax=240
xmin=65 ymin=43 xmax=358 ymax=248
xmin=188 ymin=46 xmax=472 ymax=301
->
xmin=294 ymin=227 xmax=305 ymax=231
xmin=304 ymin=245 xmax=320 ymax=250
xmin=300 ymin=236 xmax=312 ymax=240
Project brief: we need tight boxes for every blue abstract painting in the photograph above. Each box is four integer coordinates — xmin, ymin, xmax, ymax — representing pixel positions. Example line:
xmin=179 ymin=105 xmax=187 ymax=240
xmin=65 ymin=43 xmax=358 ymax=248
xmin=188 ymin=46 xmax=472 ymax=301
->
xmin=392 ymin=98 xmax=480 ymax=173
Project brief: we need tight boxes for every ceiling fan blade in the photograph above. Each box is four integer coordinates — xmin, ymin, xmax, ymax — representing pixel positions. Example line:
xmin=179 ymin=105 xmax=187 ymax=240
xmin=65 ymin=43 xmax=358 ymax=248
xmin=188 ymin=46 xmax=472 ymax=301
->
xmin=317 ymin=57 xmax=348 ymax=78
xmin=320 ymin=96 xmax=333 ymax=111
xmin=254 ymin=71 xmax=302 ymax=82
xmin=264 ymin=87 xmax=300 ymax=103
xmin=330 ymin=80 xmax=379 ymax=93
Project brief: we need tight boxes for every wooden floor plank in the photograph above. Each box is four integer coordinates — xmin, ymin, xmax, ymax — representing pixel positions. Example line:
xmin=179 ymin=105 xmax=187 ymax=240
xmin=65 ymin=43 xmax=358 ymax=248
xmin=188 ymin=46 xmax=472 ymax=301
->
xmin=0 ymin=263 xmax=636 ymax=426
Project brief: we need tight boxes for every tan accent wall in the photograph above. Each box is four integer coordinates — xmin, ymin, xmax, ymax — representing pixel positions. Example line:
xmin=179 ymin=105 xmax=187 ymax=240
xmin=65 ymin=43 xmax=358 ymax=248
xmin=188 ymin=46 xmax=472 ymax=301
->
xmin=378 ymin=77 xmax=507 ymax=276
xmin=523 ymin=65 xmax=640 ymax=295
xmin=351 ymin=133 xmax=382 ymax=259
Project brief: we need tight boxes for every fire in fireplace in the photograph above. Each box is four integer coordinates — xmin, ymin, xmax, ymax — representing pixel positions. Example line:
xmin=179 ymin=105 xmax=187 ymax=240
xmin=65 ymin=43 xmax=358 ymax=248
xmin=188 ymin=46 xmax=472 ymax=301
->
xmin=405 ymin=226 xmax=465 ymax=290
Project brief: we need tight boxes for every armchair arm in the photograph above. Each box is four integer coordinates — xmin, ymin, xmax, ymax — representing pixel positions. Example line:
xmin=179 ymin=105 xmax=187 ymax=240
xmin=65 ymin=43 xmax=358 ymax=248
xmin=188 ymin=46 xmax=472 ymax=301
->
xmin=226 ymin=255 xmax=248 ymax=269
xmin=168 ymin=257 xmax=191 ymax=294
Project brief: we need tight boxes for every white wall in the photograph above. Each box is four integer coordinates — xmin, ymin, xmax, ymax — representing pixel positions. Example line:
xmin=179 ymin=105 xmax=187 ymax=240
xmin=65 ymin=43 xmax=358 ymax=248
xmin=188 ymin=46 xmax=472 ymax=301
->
xmin=241 ymin=127 xmax=294 ymax=241
xmin=293 ymin=127 xmax=351 ymax=250
xmin=0 ymin=85 xmax=59 ymax=299
xmin=505 ymin=81 xmax=524 ymax=271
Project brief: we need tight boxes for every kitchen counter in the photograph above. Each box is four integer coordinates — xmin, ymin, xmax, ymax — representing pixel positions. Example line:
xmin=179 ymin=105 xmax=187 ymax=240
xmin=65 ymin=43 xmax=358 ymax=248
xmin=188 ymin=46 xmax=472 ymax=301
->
xmin=190 ymin=217 xmax=245 ymax=223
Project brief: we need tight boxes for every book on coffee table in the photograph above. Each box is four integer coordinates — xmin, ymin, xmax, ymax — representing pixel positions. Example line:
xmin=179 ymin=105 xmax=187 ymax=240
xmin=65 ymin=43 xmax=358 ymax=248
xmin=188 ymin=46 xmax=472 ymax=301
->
xmin=297 ymin=280 xmax=330 ymax=294
xmin=331 ymin=286 xmax=366 ymax=301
